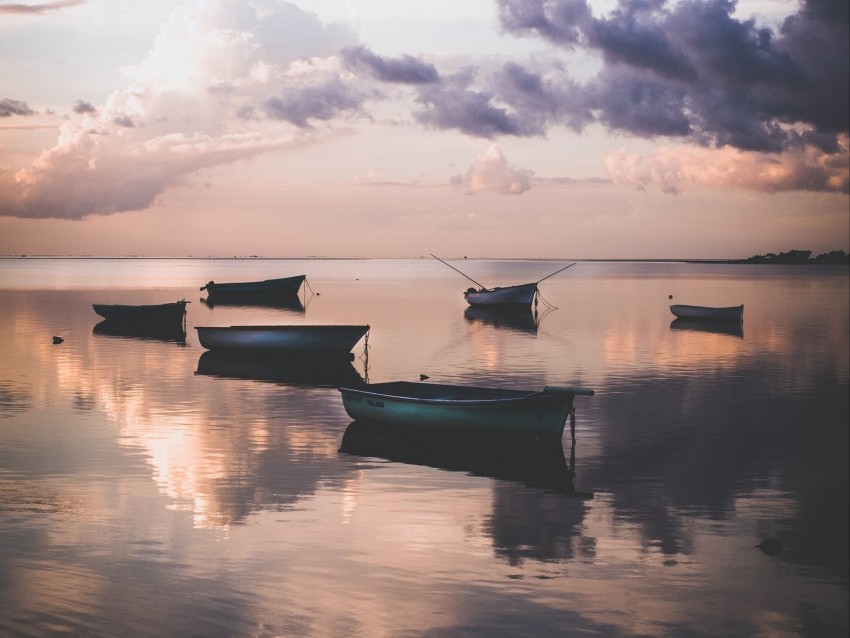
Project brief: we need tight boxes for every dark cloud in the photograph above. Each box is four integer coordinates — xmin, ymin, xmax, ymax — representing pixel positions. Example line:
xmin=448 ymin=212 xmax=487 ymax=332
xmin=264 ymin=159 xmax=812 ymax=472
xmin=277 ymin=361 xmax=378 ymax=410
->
xmin=341 ymin=46 xmax=440 ymax=84
xmin=0 ymin=98 xmax=36 ymax=117
xmin=73 ymin=100 xmax=97 ymax=114
xmin=263 ymin=76 xmax=368 ymax=128
xmin=413 ymin=68 xmax=530 ymax=138
xmin=491 ymin=0 xmax=849 ymax=153
xmin=0 ymin=1 xmax=85 ymax=14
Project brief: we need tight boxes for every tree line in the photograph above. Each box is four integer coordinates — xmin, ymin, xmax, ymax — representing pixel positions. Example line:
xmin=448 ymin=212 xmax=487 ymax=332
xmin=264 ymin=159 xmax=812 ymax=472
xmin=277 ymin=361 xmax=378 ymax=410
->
xmin=734 ymin=250 xmax=849 ymax=265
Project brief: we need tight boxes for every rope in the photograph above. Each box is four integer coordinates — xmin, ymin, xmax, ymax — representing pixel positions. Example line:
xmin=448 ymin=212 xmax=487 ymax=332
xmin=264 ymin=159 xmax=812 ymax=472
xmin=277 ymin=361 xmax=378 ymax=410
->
xmin=536 ymin=289 xmax=559 ymax=310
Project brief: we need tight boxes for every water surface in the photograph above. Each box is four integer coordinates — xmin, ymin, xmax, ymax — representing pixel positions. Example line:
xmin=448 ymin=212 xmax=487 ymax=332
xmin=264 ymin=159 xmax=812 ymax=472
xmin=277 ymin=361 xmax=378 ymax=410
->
xmin=0 ymin=258 xmax=847 ymax=637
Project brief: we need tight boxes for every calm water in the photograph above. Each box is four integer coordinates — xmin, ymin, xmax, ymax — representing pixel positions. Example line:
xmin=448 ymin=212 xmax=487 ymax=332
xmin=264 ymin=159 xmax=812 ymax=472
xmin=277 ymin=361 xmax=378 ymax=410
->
xmin=0 ymin=258 xmax=847 ymax=638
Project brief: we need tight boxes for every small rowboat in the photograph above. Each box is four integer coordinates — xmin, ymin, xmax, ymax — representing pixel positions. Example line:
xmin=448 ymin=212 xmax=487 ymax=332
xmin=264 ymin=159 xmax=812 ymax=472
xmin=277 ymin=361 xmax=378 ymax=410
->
xmin=432 ymin=255 xmax=575 ymax=308
xmin=199 ymin=275 xmax=305 ymax=299
xmin=669 ymin=304 xmax=744 ymax=323
xmin=463 ymin=282 xmax=539 ymax=307
xmin=338 ymin=381 xmax=593 ymax=435
xmin=195 ymin=324 xmax=369 ymax=354
xmin=92 ymin=300 xmax=188 ymax=326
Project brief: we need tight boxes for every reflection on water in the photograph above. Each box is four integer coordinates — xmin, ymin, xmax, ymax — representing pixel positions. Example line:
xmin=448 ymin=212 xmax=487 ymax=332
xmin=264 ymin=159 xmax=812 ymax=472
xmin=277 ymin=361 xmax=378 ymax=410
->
xmin=339 ymin=422 xmax=586 ymax=495
xmin=93 ymin=319 xmax=188 ymax=344
xmin=463 ymin=305 xmax=541 ymax=333
xmin=200 ymin=294 xmax=306 ymax=312
xmin=0 ymin=259 xmax=847 ymax=638
xmin=669 ymin=317 xmax=744 ymax=338
xmin=195 ymin=350 xmax=366 ymax=387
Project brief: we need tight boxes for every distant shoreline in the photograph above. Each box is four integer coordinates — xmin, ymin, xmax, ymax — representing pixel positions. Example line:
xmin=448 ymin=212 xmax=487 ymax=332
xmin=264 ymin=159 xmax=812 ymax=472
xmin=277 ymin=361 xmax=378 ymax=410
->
xmin=0 ymin=255 xmax=847 ymax=264
xmin=2 ymin=248 xmax=849 ymax=265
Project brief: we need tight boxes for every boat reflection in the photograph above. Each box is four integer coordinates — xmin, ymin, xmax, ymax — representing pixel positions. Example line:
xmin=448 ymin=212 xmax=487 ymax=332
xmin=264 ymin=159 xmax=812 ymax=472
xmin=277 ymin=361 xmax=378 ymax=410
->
xmin=195 ymin=350 xmax=366 ymax=387
xmin=339 ymin=422 xmax=588 ymax=494
xmin=463 ymin=305 xmax=540 ymax=333
xmin=93 ymin=320 xmax=187 ymax=344
xmin=200 ymin=294 xmax=305 ymax=312
xmin=670 ymin=318 xmax=744 ymax=338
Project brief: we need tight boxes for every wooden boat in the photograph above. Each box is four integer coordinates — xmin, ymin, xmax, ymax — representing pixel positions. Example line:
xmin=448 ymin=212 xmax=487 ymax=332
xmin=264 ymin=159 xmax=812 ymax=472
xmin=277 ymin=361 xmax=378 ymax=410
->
xmin=195 ymin=350 xmax=366 ymax=387
xmin=432 ymin=255 xmax=575 ymax=308
xmin=338 ymin=381 xmax=593 ymax=435
xmin=195 ymin=324 xmax=369 ymax=354
xmin=92 ymin=300 xmax=188 ymax=326
xmin=463 ymin=282 xmax=539 ymax=307
xmin=199 ymin=275 xmax=305 ymax=299
xmin=669 ymin=304 xmax=744 ymax=323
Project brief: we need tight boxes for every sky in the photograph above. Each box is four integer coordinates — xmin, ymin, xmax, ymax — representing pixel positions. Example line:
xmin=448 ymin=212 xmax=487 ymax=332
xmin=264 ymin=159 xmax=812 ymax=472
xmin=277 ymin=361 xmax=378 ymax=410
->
xmin=0 ymin=0 xmax=847 ymax=259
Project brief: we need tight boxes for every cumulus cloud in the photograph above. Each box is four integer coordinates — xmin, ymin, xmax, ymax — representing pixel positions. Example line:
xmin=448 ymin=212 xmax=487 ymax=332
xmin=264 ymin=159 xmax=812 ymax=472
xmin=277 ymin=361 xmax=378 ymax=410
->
xmin=605 ymin=136 xmax=850 ymax=194
xmin=0 ymin=98 xmax=36 ymax=117
xmin=1 ymin=0 xmax=359 ymax=219
xmin=0 ymin=1 xmax=85 ymax=15
xmin=2 ymin=0 xmax=847 ymax=219
xmin=452 ymin=143 xmax=533 ymax=194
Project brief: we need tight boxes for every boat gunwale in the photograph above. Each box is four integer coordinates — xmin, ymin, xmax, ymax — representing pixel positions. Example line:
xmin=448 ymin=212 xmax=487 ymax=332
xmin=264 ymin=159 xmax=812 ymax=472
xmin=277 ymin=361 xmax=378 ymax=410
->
xmin=669 ymin=304 xmax=743 ymax=312
xmin=194 ymin=324 xmax=369 ymax=332
xmin=339 ymin=382 xmax=550 ymax=407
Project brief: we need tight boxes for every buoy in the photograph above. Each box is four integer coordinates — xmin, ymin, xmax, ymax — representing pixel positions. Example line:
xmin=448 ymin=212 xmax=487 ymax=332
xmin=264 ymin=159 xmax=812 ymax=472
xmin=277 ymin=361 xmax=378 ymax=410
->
xmin=668 ymin=294 xmax=673 ymax=299
xmin=53 ymin=336 xmax=64 ymax=344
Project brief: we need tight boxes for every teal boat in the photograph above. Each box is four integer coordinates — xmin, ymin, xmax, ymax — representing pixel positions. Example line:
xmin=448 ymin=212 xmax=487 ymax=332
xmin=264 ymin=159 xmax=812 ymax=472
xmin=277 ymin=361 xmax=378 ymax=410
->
xmin=338 ymin=381 xmax=593 ymax=435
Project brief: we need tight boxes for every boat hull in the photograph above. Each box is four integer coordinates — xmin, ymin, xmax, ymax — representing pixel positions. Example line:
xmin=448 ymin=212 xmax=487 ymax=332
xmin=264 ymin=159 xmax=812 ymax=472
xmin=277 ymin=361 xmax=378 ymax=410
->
xmin=92 ymin=301 xmax=187 ymax=326
xmin=669 ymin=304 xmax=743 ymax=323
xmin=463 ymin=282 xmax=538 ymax=307
xmin=200 ymin=275 xmax=305 ymax=299
xmin=195 ymin=325 xmax=369 ymax=353
xmin=338 ymin=381 xmax=593 ymax=434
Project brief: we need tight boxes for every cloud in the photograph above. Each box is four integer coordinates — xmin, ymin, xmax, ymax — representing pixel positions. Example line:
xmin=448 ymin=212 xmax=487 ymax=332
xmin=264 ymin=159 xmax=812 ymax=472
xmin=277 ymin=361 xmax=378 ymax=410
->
xmin=605 ymin=136 xmax=850 ymax=194
xmin=451 ymin=143 xmax=533 ymax=194
xmin=1 ymin=0 xmax=359 ymax=219
xmin=72 ymin=100 xmax=96 ymax=114
xmin=340 ymin=46 xmax=440 ymax=84
xmin=495 ymin=0 xmax=849 ymax=153
xmin=0 ymin=1 xmax=85 ymax=14
xmin=0 ymin=98 xmax=36 ymax=117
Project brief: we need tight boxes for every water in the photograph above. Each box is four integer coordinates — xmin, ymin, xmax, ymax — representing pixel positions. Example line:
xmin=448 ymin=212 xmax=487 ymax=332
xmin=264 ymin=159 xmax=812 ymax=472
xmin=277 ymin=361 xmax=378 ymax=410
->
xmin=0 ymin=258 xmax=847 ymax=637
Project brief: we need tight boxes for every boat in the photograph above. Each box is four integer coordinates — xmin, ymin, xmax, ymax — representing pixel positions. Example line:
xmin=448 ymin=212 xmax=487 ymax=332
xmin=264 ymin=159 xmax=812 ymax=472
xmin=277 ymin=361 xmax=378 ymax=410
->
xmin=464 ymin=282 xmax=539 ymax=307
xmin=195 ymin=350 xmax=366 ymax=387
xmin=432 ymin=255 xmax=575 ymax=308
xmin=339 ymin=421 xmax=588 ymax=494
xmin=669 ymin=304 xmax=744 ymax=323
xmin=195 ymin=324 xmax=370 ymax=354
xmin=92 ymin=300 xmax=188 ymax=327
xmin=199 ymin=275 xmax=305 ymax=300
xmin=338 ymin=381 xmax=594 ymax=435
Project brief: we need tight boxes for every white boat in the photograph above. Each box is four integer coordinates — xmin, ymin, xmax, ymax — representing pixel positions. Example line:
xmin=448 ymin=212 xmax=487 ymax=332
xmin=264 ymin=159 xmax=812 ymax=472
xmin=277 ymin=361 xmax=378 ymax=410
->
xmin=432 ymin=255 xmax=575 ymax=308
xmin=463 ymin=282 xmax=539 ymax=307
xmin=669 ymin=304 xmax=744 ymax=323
xmin=195 ymin=325 xmax=369 ymax=353
xmin=338 ymin=381 xmax=593 ymax=435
